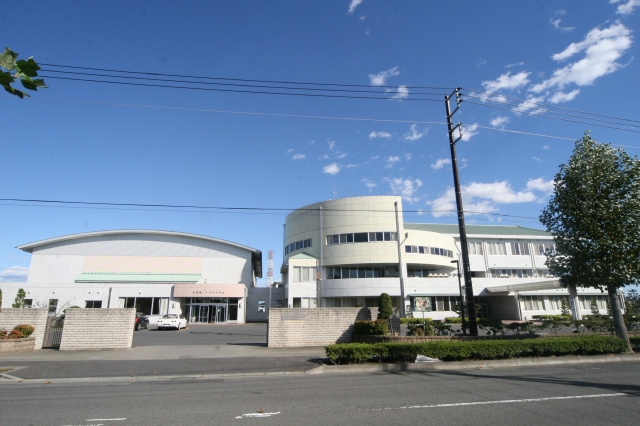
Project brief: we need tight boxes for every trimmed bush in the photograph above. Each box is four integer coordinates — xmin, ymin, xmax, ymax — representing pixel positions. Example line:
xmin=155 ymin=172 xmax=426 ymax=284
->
xmin=406 ymin=323 xmax=434 ymax=336
xmin=13 ymin=324 xmax=34 ymax=338
xmin=325 ymin=336 xmax=628 ymax=364
xmin=377 ymin=293 xmax=393 ymax=320
xmin=354 ymin=320 xmax=388 ymax=336
xmin=401 ymin=318 xmax=432 ymax=324
xmin=532 ymin=315 xmax=572 ymax=321
xmin=445 ymin=317 xmax=462 ymax=323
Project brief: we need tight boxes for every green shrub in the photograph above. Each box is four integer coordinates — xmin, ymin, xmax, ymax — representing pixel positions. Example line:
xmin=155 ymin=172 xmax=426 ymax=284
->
xmin=401 ymin=318 xmax=433 ymax=324
xmin=406 ymin=322 xmax=434 ymax=336
xmin=13 ymin=324 xmax=34 ymax=337
xmin=532 ymin=314 xmax=572 ymax=321
xmin=507 ymin=321 xmax=535 ymax=335
xmin=445 ymin=317 xmax=462 ymax=323
xmin=325 ymin=336 xmax=628 ymax=364
xmin=377 ymin=293 xmax=393 ymax=320
xmin=353 ymin=320 xmax=388 ymax=335
xmin=630 ymin=336 xmax=640 ymax=352
xmin=478 ymin=319 xmax=507 ymax=335
xmin=624 ymin=314 xmax=639 ymax=331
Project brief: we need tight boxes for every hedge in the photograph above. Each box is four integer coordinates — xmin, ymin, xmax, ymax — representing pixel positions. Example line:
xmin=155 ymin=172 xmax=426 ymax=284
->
xmin=445 ymin=317 xmax=462 ymax=323
xmin=325 ymin=335 xmax=628 ymax=364
xmin=353 ymin=320 xmax=388 ymax=335
xmin=401 ymin=318 xmax=432 ymax=324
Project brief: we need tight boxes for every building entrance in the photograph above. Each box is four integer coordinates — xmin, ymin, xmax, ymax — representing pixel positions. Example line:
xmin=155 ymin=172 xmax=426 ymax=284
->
xmin=186 ymin=297 xmax=240 ymax=323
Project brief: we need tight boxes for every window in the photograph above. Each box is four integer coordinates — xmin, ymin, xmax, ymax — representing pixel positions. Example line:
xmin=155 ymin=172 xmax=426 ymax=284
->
xmin=521 ymin=296 xmax=544 ymax=311
xmin=275 ymin=300 xmax=283 ymax=307
xmin=326 ymin=232 xmax=397 ymax=245
xmin=468 ymin=241 xmax=483 ymax=255
xmin=48 ymin=299 xmax=58 ymax=316
xmin=258 ymin=300 xmax=266 ymax=313
xmin=23 ymin=299 xmax=33 ymax=308
xmin=287 ymin=239 xmax=312 ymax=253
xmin=414 ymin=296 xmax=460 ymax=312
xmin=118 ymin=297 xmax=168 ymax=315
xmin=548 ymin=296 xmax=569 ymax=310
xmin=534 ymin=243 xmax=556 ymax=255
xmin=510 ymin=242 xmax=530 ymax=256
xmin=405 ymin=245 xmax=453 ymax=258
xmin=487 ymin=242 xmax=506 ymax=255
xmin=293 ymin=266 xmax=316 ymax=282
xmin=85 ymin=300 xmax=102 ymax=308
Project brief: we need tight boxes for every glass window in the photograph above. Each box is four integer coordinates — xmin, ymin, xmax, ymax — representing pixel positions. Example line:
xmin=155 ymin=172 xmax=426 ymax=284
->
xmin=85 ymin=300 xmax=102 ymax=308
xmin=354 ymin=233 xmax=368 ymax=243
xmin=369 ymin=232 xmax=376 ymax=241
xmin=365 ymin=268 xmax=374 ymax=278
xmin=419 ymin=246 xmax=425 ymax=254
xmin=349 ymin=268 xmax=358 ymax=279
xmin=293 ymin=267 xmax=301 ymax=282
xmin=383 ymin=232 xmax=391 ymax=241
xmin=405 ymin=245 xmax=412 ymax=253
xmin=358 ymin=268 xmax=366 ymax=278
xmin=375 ymin=232 xmax=383 ymax=241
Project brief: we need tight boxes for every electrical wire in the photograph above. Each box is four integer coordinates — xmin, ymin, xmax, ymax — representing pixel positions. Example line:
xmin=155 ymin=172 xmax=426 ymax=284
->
xmin=41 ymin=69 xmax=449 ymax=97
xmin=41 ymin=75 xmax=443 ymax=102
xmin=462 ymin=87 xmax=640 ymax=124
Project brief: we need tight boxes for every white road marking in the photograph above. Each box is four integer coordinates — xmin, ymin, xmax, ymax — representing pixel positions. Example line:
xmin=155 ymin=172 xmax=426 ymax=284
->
xmin=373 ymin=393 xmax=627 ymax=411
xmin=235 ymin=412 xmax=281 ymax=419
xmin=85 ymin=419 xmax=126 ymax=421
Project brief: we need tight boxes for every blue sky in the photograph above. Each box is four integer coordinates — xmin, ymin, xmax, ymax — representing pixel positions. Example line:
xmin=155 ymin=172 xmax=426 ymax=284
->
xmin=1 ymin=0 xmax=639 ymax=284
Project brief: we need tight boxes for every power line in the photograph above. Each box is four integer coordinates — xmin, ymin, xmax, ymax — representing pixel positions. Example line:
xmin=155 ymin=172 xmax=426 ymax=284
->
xmin=462 ymin=87 xmax=640 ymax=125
xmin=464 ymin=100 xmax=640 ymax=133
xmin=41 ymin=75 xmax=443 ymax=102
xmin=40 ymin=62 xmax=454 ymax=91
xmin=463 ymin=93 xmax=638 ymax=130
xmin=41 ymin=69 xmax=449 ymax=97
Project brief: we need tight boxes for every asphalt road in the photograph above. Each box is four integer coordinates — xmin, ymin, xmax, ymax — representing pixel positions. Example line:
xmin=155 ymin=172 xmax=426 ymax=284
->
xmin=1 ymin=361 xmax=639 ymax=425
xmin=132 ymin=323 xmax=267 ymax=346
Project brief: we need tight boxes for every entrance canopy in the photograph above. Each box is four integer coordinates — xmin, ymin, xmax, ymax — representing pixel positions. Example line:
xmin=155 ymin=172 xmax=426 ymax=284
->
xmin=485 ymin=280 xmax=561 ymax=293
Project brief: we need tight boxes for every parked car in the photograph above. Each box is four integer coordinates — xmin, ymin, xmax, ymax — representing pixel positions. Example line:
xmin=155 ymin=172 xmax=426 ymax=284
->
xmin=157 ymin=314 xmax=187 ymax=330
xmin=135 ymin=313 xmax=149 ymax=331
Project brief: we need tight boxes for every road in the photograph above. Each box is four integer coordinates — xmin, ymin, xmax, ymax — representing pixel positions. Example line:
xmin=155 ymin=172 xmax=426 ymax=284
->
xmin=1 ymin=361 xmax=638 ymax=425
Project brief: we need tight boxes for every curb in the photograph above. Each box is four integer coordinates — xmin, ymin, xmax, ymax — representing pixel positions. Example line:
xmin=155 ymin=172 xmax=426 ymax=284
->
xmin=305 ymin=353 xmax=640 ymax=374
xmin=1 ymin=353 xmax=638 ymax=384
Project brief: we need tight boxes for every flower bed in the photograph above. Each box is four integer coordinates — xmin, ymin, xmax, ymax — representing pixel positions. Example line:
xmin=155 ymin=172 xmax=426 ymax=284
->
xmin=0 ymin=324 xmax=36 ymax=354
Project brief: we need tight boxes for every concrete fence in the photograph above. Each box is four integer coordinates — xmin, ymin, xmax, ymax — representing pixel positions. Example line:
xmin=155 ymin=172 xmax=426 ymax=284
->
xmin=0 ymin=308 xmax=48 ymax=350
xmin=59 ymin=308 xmax=136 ymax=350
xmin=267 ymin=307 xmax=379 ymax=348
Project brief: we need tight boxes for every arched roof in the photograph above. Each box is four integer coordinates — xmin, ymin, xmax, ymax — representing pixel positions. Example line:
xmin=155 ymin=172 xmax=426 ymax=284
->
xmin=17 ymin=229 xmax=262 ymax=278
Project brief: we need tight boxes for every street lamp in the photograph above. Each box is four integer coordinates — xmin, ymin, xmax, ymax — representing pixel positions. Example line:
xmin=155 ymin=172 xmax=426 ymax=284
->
xmin=451 ymin=259 xmax=467 ymax=335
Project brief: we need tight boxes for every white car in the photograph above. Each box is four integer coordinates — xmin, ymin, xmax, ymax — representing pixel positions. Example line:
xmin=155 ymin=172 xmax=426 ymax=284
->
xmin=157 ymin=314 xmax=188 ymax=330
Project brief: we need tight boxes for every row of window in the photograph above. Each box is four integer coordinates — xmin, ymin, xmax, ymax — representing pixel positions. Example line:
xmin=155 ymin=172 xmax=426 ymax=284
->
xmin=326 ymin=231 xmax=398 ymax=245
xmin=407 ymin=269 xmax=449 ymax=278
xmin=405 ymin=245 xmax=454 ymax=258
xmin=326 ymin=266 xmax=399 ymax=279
xmin=519 ymin=295 xmax=608 ymax=311
xmin=468 ymin=241 xmax=557 ymax=256
xmin=285 ymin=238 xmax=312 ymax=255
xmin=292 ymin=266 xmax=317 ymax=282
xmin=490 ymin=269 xmax=552 ymax=278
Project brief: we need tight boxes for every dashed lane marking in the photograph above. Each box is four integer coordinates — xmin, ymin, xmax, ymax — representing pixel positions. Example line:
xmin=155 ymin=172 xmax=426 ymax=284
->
xmin=235 ymin=412 xmax=281 ymax=419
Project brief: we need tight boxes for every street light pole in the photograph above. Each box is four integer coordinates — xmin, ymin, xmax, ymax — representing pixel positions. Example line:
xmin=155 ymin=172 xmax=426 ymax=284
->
xmin=451 ymin=259 xmax=467 ymax=335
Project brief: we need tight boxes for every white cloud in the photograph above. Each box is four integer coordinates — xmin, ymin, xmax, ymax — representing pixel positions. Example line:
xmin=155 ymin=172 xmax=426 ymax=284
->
xmin=327 ymin=139 xmax=336 ymax=150
xmin=369 ymin=131 xmax=392 ymax=139
xmin=348 ymin=0 xmax=364 ymax=14
xmin=385 ymin=156 xmax=401 ymax=168
xmin=461 ymin=123 xmax=479 ymax=141
xmin=532 ymin=156 xmax=541 ymax=162
xmin=548 ymin=89 xmax=580 ymax=103
xmin=392 ymin=85 xmax=409 ymax=99
xmin=404 ymin=124 xmax=425 ymax=141
xmin=336 ymin=152 xmax=347 ymax=159
xmin=404 ymin=153 xmax=412 ymax=161
xmin=505 ymin=62 xmax=525 ymax=68
xmin=359 ymin=15 xmax=366 ymax=20
xmin=309 ymin=139 xmax=316 ymax=145
xmin=369 ymin=66 xmax=400 ymax=86
xmin=526 ymin=177 xmax=555 ymax=194
xmin=550 ymin=18 xmax=574 ymax=32
xmin=323 ymin=163 xmax=341 ymax=175
xmin=531 ymin=23 xmax=633 ymax=93
xmin=431 ymin=158 xmax=451 ymax=170
xmin=555 ymin=9 xmax=566 ymax=15
xmin=362 ymin=178 xmax=377 ymax=192
xmin=482 ymin=71 xmax=531 ymax=94
xmin=371 ymin=155 xmax=379 ymax=160
xmin=512 ymin=95 xmax=547 ymax=115
xmin=0 ymin=266 xmax=28 ymax=282
xmin=427 ymin=181 xmax=539 ymax=217
xmin=543 ymin=144 xmax=550 ymax=150
xmin=611 ymin=0 xmax=640 ymax=15
xmin=489 ymin=116 xmax=510 ymax=128
xmin=287 ymin=148 xmax=294 ymax=153
xmin=477 ymin=59 xmax=487 ymax=68
xmin=384 ymin=177 xmax=423 ymax=203
xmin=292 ymin=153 xmax=306 ymax=160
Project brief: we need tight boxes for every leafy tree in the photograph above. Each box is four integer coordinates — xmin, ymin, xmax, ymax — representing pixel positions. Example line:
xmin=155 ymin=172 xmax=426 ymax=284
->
xmin=377 ymin=293 xmax=393 ymax=320
xmin=12 ymin=288 xmax=26 ymax=308
xmin=560 ymin=299 xmax=571 ymax=317
xmin=0 ymin=47 xmax=47 ymax=98
xmin=540 ymin=132 xmax=640 ymax=352
xmin=626 ymin=289 xmax=640 ymax=315
xmin=590 ymin=299 xmax=600 ymax=315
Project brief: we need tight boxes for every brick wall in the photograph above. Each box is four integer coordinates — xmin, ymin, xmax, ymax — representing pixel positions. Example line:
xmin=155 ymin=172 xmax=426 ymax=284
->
xmin=0 ymin=308 xmax=48 ymax=350
xmin=267 ymin=307 xmax=378 ymax=347
xmin=59 ymin=308 xmax=135 ymax=350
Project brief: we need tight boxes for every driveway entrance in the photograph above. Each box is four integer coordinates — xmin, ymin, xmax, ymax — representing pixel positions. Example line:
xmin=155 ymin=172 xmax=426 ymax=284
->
xmin=133 ymin=323 xmax=267 ymax=347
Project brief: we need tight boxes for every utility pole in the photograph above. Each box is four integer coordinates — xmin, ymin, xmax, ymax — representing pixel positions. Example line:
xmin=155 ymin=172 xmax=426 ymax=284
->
xmin=445 ymin=88 xmax=478 ymax=336
xmin=394 ymin=201 xmax=406 ymax=318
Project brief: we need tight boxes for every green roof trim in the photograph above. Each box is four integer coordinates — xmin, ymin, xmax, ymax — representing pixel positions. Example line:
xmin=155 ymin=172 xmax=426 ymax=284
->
xmin=404 ymin=223 xmax=551 ymax=237
xmin=75 ymin=273 xmax=201 ymax=283
xmin=288 ymin=252 xmax=317 ymax=259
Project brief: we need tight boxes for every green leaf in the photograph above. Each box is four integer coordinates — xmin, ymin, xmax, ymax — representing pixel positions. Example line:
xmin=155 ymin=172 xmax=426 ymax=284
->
xmin=0 ymin=47 xmax=18 ymax=71
xmin=15 ymin=57 xmax=41 ymax=77
xmin=0 ymin=70 xmax=14 ymax=87
xmin=20 ymin=77 xmax=46 ymax=91
xmin=3 ymin=85 xmax=27 ymax=98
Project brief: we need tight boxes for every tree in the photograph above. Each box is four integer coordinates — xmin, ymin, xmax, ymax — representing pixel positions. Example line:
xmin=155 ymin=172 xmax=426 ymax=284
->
xmin=560 ymin=299 xmax=571 ymax=317
xmin=0 ymin=47 xmax=47 ymax=98
xmin=377 ymin=293 xmax=393 ymax=320
xmin=590 ymin=299 xmax=600 ymax=315
xmin=12 ymin=288 xmax=26 ymax=308
xmin=540 ymin=132 xmax=640 ymax=353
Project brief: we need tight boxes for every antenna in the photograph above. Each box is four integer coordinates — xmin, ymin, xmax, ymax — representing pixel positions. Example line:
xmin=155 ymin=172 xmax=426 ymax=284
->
xmin=267 ymin=249 xmax=274 ymax=287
